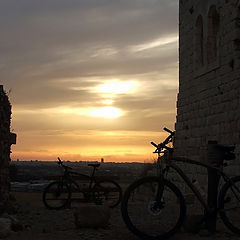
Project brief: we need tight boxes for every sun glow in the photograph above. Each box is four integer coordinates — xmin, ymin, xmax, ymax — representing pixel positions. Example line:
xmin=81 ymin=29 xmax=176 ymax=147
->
xmin=96 ymin=80 xmax=138 ymax=94
xmin=59 ymin=106 xmax=123 ymax=119
xmin=89 ymin=107 xmax=123 ymax=119
xmin=101 ymin=99 xmax=114 ymax=105
xmin=15 ymin=106 xmax=123 ymax=119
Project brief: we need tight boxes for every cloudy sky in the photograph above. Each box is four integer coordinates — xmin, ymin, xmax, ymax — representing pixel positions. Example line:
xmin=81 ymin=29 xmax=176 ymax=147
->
xmin=1 ymin=0 xmax=179 ymax=162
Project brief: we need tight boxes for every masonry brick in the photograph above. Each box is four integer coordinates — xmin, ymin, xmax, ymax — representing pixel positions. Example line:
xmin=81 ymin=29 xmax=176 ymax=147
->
xmin=175 ymin=0 xmax=240 ymax=180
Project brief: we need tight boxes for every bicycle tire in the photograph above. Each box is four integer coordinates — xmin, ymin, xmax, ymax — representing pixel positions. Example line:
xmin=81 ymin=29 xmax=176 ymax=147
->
xmin=42 ymin=181 xmax=71 ymax=210
xmin=93 ymin=180 xmax=122 ymax=208
xmin=218 ymin=176 xmax=240 ymax=234
xmin=121 ymin=176 xmax=186 ymax=240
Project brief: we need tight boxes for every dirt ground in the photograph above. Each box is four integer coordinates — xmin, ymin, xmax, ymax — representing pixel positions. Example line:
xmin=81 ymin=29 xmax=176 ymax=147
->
xmin=6 ymin=192 xmax=240 ymax=240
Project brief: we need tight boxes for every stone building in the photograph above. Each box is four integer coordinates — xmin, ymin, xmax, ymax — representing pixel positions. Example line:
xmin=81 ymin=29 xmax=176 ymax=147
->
xmin=174 ymin=0 xmax=240 ymax=174
xmin=0 ymin=85 xmax=16 ymax=210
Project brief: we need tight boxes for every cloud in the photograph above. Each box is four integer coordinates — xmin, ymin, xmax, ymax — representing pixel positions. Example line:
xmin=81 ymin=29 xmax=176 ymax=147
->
xmin=130 ymin=35 xmax=178 ymax=52
xmin=0 ymin=0 xmax=178 ymax=77
xmin=1 ymin=0 xmax=179 ymax=160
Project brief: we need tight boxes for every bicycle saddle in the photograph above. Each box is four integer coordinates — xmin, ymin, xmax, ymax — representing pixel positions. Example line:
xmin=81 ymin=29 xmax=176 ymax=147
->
xmin=88 ymin=163 xmax=100 ymax=168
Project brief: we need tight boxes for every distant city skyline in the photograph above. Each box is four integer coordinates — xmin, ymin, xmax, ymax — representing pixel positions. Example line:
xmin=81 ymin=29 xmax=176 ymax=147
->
xmin=1 ymin=0 xmax=178 ymax=162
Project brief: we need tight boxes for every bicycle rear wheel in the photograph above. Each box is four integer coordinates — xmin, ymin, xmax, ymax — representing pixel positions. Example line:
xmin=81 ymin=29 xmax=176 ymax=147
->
xmin=93 ymin=180 xmax=122 ymax=208
xmin=218 ymin=176 xmax=240 ymax=234
xmin=42 ymin=181 xmax=71 ymax=210
xmin=121 ymin=176 xmax=186 ymax=240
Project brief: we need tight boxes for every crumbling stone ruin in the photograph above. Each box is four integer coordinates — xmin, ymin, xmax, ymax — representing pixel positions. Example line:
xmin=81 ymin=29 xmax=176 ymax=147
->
xmin=0 ymin=85 xmax=16 ymax=211
xmin=175 ymin=0 xmax=240 ymax=176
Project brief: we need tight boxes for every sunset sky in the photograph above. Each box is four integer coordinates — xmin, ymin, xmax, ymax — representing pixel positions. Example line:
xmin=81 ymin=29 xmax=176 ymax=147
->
xmin=1 ymin=0 xmax=179 ymax=162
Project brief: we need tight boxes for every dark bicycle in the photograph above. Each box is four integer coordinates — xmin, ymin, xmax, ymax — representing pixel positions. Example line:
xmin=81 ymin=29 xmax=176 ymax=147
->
xmin=43 ymin=157 xmax=122 ymax=210
xmin=121 ymin=128 xmax=240 ymax=240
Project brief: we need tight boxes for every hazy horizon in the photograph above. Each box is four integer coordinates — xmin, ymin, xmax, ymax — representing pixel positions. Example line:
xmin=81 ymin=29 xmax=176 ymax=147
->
xmin=11 ymin=159 xmax=147 ymax=163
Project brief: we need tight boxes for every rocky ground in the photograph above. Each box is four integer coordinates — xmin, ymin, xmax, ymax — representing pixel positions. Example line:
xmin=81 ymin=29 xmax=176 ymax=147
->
xmin=1 ymin=192 xmax=240 ymax=240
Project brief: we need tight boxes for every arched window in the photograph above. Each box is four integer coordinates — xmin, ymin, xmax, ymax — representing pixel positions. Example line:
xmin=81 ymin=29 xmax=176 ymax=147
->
xmin=195 ymin=15 xmax=204 ymax=67
xmin=207 ymin=5 xmax=220 ymax=64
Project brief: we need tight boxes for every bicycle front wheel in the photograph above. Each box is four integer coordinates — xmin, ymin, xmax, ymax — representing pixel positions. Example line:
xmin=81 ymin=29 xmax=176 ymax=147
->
xmin=93 ymin=180 xmax=122 ymax=208
xmin=121 ymin=176 xmax=186 ymax=240
xmin=218 ymin=176 xmax=240 ymax=234
xmin=42 ymin=181 xmax=71 ymax=210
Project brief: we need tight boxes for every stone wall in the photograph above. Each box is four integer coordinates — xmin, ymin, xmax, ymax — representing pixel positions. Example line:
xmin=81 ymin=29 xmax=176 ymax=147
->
xmin=0 ymin=85 xmax=16 ymax=209
xmin=175 ymin=0 xmax=240 ymax=176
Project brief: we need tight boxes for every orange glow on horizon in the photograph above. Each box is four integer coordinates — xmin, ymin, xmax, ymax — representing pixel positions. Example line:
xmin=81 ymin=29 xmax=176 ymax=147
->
xmin=11 ymin=151 xmax=156 ymax=163
xmin=10 ymin=129 xmax=170 ymax=163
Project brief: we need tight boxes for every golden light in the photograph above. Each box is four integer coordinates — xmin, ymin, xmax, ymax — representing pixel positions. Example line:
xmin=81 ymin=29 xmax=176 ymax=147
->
xmin=101 ymin=99 xmax=114 ymax=105
xmin=55 ymin=106 xmax=123 ymax=119
xmin=96 ymin=80 xmax=138 ymax=94
xmin=22 ymin=106 xmax=123 ymax=119
xmin=89 ymin=107 xmax=123 ymax=119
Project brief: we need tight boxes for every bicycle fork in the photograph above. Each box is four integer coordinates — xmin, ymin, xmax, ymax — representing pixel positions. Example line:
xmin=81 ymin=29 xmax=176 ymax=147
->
xmin=154 ymin=168 xmax=169 ymax=210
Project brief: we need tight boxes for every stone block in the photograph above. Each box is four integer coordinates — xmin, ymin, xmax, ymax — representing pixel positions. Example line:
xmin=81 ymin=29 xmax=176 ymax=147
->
xmin=0 ymin=85 xmax=16 ymax=211
xmin=9 ymin=133 xmax=16 ymax=145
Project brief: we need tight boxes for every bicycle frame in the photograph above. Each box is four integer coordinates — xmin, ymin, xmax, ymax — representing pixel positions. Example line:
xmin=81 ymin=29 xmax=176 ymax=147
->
xmin=120 ymin=128 xmax=240 ymax=240
xmin=160 ymin=155 xmax=234 ymax=212
xmin=71 ymin=171 xmax=95 ymax=188
xmin=60 ymin=166 xmax=98 ymax=194
xmin=57 ymin=157 xmax=100 ymax=191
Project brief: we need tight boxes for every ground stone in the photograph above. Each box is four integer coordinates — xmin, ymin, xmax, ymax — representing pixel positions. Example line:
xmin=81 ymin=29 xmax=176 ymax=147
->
xmin=0 ymin=218 xmax=12 ymax=238
xmin=182 ymin=214 xmax=205 ymax=234
xmin=74 ymin=204 xmax=111 ymax=228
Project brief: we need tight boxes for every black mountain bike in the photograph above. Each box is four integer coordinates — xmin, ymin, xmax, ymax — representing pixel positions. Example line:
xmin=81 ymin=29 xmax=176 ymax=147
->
xmin=121 ymin=128 xmax=240 ymax=240
xmin=43 ymin=158 xmax=122 ymax=210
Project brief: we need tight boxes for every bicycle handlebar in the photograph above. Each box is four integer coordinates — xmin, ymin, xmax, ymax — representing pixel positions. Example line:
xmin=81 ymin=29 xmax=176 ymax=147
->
xmin=57 ymin=157 xmax=62 ymax=164
xmin=151 ymin=128 xmax=175 ymax=153
xmin=57 ymin=157 xmax=72 ymax=170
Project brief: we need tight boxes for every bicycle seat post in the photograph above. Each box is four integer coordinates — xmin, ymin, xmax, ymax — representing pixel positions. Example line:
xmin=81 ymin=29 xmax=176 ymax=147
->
xmin=90 ymin=166 xmax=97 ymax=178
xmin=88 ymin=163 xmax=100 ymax=186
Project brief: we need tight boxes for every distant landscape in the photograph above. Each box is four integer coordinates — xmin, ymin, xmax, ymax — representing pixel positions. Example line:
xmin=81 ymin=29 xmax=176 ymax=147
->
xmin=9 ymin=160 xmax=156 ymax=192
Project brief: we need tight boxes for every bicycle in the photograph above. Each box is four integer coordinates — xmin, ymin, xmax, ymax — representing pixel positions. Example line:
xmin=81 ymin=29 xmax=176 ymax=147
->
xmin=121 ymin=128 xmax=240 ymax=240
xmin=43 ymin=157 xmax=122 ymax=210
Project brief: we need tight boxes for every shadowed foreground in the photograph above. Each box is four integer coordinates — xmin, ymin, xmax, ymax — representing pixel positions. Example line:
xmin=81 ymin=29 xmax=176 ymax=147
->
xmin=6 ymin=192 xmax=239 ymax=240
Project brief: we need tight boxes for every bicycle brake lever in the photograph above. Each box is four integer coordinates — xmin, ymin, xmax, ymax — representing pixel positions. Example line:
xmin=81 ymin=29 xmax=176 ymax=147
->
xmin=163 ymin=127 xmax=174 ymax=135
xmin=151 ymin=142 xmax=158 ymax=148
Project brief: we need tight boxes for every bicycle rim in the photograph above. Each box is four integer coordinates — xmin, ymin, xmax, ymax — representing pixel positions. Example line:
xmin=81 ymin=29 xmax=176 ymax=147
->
xmin=43 ymin=181 xmax=71 ymax=210
xmin=93 ymin=180 xmax=122 ymax=208
xmin=121 ymin=177 xmax=186 ymax=240
xmin=219 ymin=176 xmax=240 ymax=234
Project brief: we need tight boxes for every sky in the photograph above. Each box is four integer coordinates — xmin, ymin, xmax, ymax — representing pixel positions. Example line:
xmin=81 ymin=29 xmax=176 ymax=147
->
xmin=1 ymin=0 xmax=179 ymax=162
